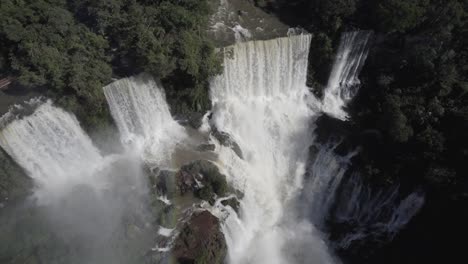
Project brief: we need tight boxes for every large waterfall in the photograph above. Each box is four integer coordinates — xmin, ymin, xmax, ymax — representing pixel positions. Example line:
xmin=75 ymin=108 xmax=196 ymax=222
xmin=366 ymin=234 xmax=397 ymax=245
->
xmin=103 ymin=75 xmax=187 ymax=166
xmin=0 ymin=100 xmax=105 ymax=202
xmin=210 ymin=34 xmax=334 ymax=264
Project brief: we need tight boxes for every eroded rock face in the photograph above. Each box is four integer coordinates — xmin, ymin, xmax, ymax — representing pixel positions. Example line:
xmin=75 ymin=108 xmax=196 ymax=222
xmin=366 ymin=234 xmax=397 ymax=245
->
xmin=172 ymin=210 xmax=227 ymax=264
xmin=211 ymin=128 xmax=243 ymax=159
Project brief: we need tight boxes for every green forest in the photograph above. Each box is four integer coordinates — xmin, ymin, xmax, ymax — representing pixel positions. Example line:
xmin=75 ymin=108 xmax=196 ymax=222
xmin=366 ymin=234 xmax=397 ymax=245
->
xmin=0 ymin=0 xmax=221 ymax=129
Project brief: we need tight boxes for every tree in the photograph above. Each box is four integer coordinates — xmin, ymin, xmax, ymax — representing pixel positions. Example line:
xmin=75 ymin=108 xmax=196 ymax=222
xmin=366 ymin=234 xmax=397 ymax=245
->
xmin=377 ymin=0 xmax=430 ymax=33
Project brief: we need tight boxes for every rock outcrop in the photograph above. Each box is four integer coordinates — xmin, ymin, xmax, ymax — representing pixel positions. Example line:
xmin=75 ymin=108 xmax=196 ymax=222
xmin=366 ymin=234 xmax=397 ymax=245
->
xmin=211 ymin=128 xmax=244 ymax=159
xmin=172 ymin=210 xmax=227 ymax=264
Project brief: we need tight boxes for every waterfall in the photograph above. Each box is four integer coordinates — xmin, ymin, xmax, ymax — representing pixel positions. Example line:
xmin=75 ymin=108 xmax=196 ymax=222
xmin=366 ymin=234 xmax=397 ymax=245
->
xmin=322 ymin=31 xmax=372 ymax=120
xmin=0 ymin=100 xmax=155 ymax=263
xmin=103 ymin=75 xmax=187 ymax=166
xmin=300 ymin=143 xmax=357 ymax=228
xmin=312 ymin=31 xmax=423 ymax=247
xmin=210 ymin=34 xmax=335 ymax=264
xmin=211 ymin=34 xmax=313 ymax=101
xmin=331 ymin=174 xmax=425 ymax=248
xmin=0 ymin=100 xmax=105 ymax=202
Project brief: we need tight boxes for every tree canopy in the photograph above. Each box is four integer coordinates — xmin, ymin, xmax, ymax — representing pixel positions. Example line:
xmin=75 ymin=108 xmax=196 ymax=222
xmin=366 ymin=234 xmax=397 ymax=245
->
xmin=0 ymin=0 xmax=220 ymax=128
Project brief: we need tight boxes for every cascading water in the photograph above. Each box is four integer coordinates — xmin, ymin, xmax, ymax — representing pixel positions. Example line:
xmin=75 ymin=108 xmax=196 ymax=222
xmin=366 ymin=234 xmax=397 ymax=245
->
xmin=0 ymin=100 xmax=155 ymax=263
xmin=210 ymin=34 xmax=335 ymax=264
xmin=331 ymin=174 xmax=425 ymax=248
xmin=300 ymin=143 xmax=357 ymax=228
xmin=0 ymin=100 xmax=105 ymax=202
xmin=103 ymin=75 xmax=187 ymax=166
xmin=322 ymin=31 xmax=372 ymax=120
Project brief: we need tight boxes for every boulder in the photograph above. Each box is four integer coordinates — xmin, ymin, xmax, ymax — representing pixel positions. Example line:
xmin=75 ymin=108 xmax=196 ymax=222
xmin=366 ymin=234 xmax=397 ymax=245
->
xmin=221 ymin=197 xmax=240 ymax=214
xmin=172 ymin=211 xmax=227 ymax=264
xmin=211 ymin=128 xmax=243 ymax=159
xmin=177 ymin=160 xmax=229 ymax=203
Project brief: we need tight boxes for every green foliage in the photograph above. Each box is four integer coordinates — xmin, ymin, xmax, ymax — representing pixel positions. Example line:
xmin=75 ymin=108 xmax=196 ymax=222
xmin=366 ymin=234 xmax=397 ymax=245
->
xmin=70 ymin=0 xmax=221 ymax=113
xmin=309 ymin=0 xmax=357 ymax=32
xmin=380 ymin=95 xmax=413 ymax=143
xmin=0 ymin=0 xmax=221 ymax=128
xmin=0 ymin=0 xmax=112 ymax=94
xmin=184 ymin=160 xmax=228 ymax=202
xmin=307 ymin=32 xmax=334 ymax=96
xmin=348 ymin=0 xmax=468 ymax=191
xmin=426 ymin=165 xmax=456 ymax=186
xmin=377 ymin=0 xmax=430 ymax=33
xmin=196 ymin=185 xmax=215 ymax=202
xmin=195 ymin=165 xmax=228 ymax=201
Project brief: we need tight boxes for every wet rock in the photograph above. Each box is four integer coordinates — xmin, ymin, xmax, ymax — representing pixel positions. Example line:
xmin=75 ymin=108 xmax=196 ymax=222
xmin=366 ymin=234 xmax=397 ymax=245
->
xmin=314 ymin=114 xmax=358 ymax=156
xmin=148 ymin=169 xmax=177 ymax=199
xmin=177 ymin=160 xmax=229 ymax=203
xmin=211 ymin=128 xmax=243 ymax=159
xmin=177 ymin=112 xmax=205 ymax=129
xmin=221 ymin=197 xmax=240 ymax=214
xmin=196 ymin=143 xmax=216 ymax=152
xmin=172 ymin=211 xmax=227 ymax=264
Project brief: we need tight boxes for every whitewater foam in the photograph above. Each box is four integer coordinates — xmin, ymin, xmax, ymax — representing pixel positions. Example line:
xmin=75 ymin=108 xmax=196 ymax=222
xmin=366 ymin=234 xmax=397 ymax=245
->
xmin=103 ymin=75 xmax=187 ymax=167
xmin=322 ymin=31 xmax=372 ymax=119
xmin=211 ymin=34 xmax=335 ymax=264
xmin=0 ymin=100 xmax=105 ymax=202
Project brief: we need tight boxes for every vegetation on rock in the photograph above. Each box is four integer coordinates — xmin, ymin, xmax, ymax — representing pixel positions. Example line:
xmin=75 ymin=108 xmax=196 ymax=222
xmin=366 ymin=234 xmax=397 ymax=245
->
xmin=178 ymin=160 xmax=229 ymax=202
xmin=172 ymin=210 xmax=227 ymax=264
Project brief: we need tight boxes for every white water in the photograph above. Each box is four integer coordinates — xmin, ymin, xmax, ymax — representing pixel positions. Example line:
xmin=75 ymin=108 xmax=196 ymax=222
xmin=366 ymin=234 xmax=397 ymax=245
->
xmin=301 ymin=144 xmax=357 ymax=228
xmin=210 ymin=34 xmax=335 ymax=264
xmin=0 ymin=100 xmax=105 ymax=202
xmin=232 ymin=24 xmax=252 ymax=42
xmin=332 ymin=174 xmax=425 ymax=248
xmin=103 ymin=75 xmax=187 ymax=166
xmin=302 ymin=141 xmax=424 ymax=248
xmin=322 ymin=31 xmax=372 ymax=119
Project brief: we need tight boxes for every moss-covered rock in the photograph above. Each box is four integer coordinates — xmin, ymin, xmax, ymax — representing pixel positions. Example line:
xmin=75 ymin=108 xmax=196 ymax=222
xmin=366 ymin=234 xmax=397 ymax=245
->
xmin=172 ymin=210 xmax=227 ymax=264
xmin=176 ymin=160 xmax=229 ymax=202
